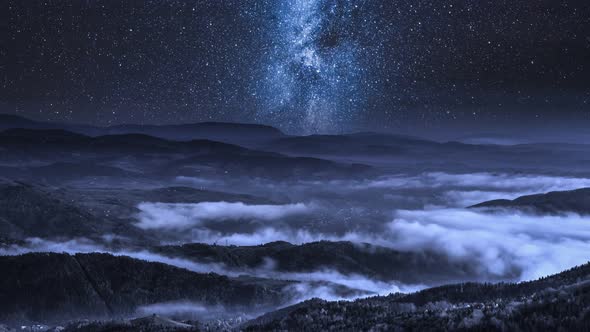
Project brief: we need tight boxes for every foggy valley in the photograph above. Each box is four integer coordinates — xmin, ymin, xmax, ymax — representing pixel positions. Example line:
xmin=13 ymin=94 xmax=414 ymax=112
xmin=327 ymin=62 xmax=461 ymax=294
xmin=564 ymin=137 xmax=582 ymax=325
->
xmin=1 ymin=115 xmax=590 ymax=330
xmin=3 ymin=1 xmax=589 ymax=329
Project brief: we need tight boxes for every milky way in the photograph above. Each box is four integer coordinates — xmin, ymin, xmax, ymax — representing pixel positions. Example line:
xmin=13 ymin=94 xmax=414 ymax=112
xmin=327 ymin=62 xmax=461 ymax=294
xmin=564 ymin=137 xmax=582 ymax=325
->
xmin=257 ymin=0 xmax=369 ymax=133
xmin=4 ymin=1 xmax=590 ymax=134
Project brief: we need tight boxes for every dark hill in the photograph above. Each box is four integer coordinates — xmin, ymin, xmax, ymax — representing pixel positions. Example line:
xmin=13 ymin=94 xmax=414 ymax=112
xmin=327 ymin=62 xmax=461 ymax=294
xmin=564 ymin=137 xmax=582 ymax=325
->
xmin=0 ymin=182 xmax=103 ymax=239
xmin=0 ymin=128 xmax=371 ymax=180
xmin=0 ymin=114 xmax=55 ymax=130
xmin=0 ymin=114 xmax=285 ymax=147
xmin=0 ymin=128 xmax=90 ymax=146
xmin=0 ymin=253 xmax=292 ymax=325
xmin=471 ymin=187 xmax=590 ymax=215
xmin=0 ymin=128 xmax=243 ymax=154
xmin=244 ymin=262 xmax=590 ymax=331
xmin=0 ymin=182 xmax=148 ymax=242
xmin=166 ymin=152 xmax=371 ymax=179
xmin=154 ymin=241 xmax=487 ymax=284
xmin=106 ymin=122 xmax=285 ymax=145
xmin=264 ymin=133 xmax=437 ymax=157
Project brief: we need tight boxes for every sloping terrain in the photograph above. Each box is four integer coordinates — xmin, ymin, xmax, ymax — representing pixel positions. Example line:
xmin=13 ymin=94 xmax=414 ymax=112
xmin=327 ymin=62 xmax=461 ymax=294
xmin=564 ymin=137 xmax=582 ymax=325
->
xmin=2 ymin=114 xmax=590 ymax=331
xmin=154 ymin=241 xmax=485 ymax=284
xmin=0 ymin=181 xmax=110 ymax=240
xmin=0 ymin=114 xmax=285 ymax=147
xmin=0 ymin=253 xmax=295 ymax=325
xmin=0 ymin=181 xmax=149 ymax=242
xmin=472 ymin=187 xmax=590 ymax=215
xmin=4 ymin=114 xmax=590 ymax=177
xmin=243 ymin=262 xmax=590 ymax=331
xmin=0 ymin=181 xmax=286 ymax=246
xmin=60 ymin=316 xmax=200 ymax=332
xmin=0 ymin=128 xmax=372 ymax=182
xmin=59 ymin=186 xmax=273 ymax=221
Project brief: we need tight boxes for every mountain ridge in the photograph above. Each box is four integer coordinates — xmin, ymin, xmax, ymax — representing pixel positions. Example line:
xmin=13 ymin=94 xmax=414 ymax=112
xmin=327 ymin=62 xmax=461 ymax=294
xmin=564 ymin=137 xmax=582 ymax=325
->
xmin=243 ymin=261 xmax=590 ymax=331
xmin=471 ymin=187 xmax=590 ymax=215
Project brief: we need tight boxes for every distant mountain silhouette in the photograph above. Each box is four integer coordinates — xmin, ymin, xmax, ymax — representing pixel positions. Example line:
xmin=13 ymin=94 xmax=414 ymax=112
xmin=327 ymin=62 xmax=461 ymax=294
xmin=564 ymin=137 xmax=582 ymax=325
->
xmin=0 ymin=128 xmax=242 ymax=152
xmin=264 ymin=132 xmax=438 ymax=157
xmin=0 ymin=128 xmax=371 ymax=181
xmin=0 ymin=114 xmax=284 ymax=146
xmin=105 ymin=122 xmax=284 ymax=145
xmin=455 ymin=132 xmax=529 ymax=145
xmin=5 ymin=114 xmax=590 ymax=176
xmin=0 ymin=114 xmax=52 ymax=128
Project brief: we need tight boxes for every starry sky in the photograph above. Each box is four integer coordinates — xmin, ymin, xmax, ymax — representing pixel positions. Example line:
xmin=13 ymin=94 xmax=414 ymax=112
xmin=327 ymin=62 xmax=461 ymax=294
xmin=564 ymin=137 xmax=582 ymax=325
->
xmin=2 ymin=0 xmax=590 ymax=135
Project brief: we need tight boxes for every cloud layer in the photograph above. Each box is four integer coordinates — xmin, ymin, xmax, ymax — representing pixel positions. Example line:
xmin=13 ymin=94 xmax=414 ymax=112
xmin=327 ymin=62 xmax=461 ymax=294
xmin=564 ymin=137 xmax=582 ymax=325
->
xmin=174 ymin=208 xmax=590 ymax=282
xmin=388 ymin=208 xmax=590 ymax=280
xmin=130 ymin=171 xmax=590 ymax=283
xmin=5 ymin=171 xmax=590 ymax=304
xmin=362 ymin=172 xmax=590 ymax=191
xmin=0 ymin=238 xmax=415 ymax=302
xmin=135 ymin=201 xmax=311 ymax=230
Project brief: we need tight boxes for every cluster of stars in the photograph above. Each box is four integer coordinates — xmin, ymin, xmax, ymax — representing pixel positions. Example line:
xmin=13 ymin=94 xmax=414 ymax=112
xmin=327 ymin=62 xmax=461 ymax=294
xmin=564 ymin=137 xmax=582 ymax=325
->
xmin=2 ymin=0 xmax=589 ymax=133
xmin=255 ymin=0 xmax=370 ymax=133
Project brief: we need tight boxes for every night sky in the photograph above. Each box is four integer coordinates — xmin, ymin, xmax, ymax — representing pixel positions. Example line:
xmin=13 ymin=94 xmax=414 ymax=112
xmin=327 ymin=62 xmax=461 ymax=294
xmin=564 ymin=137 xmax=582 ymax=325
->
xmin=2 ymin=0 xmax=590 ymax=135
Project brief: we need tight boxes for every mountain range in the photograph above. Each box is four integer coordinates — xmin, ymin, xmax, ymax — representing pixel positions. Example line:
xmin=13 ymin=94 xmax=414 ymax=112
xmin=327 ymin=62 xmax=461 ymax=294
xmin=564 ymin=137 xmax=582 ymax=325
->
xmin=2 ymin=114 xmax=590 ymax=331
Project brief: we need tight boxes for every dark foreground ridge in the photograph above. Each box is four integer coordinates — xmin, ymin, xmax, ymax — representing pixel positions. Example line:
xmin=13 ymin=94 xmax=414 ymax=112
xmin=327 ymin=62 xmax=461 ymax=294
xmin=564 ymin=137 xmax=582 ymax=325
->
xmin=243 ymin=262 xmax=590 ymax=331
xmin=0 ymin=253 xmax=292 ymax=325
xmin=14 ymin=260 xmax=590 ymax=331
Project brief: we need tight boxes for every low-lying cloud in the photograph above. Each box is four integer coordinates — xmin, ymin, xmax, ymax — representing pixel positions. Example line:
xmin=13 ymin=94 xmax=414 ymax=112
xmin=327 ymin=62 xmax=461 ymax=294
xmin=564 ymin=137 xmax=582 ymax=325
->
xmin=129 ymin=174 xmax=590 ymax=283
xmin=132 ymin=205 xmax=590 ymax=283
xmin=173 ymin=172 xmax=590 ymax=211
xmin=388 ymin=208 xmax=590 ymax=280
xmin=364 ymin=172 xmax=590 ymax=192
xmin=6 ymin=171 xmax=590 ymax=305
xmin=136 ymin=301 xmax=232 ymax=321
xmin=200 ymin=208 xmax=590 ymax=282
xmin=186 ymin=209 xmax=590 ymax=282
xmin=135 ymin=201 xmax=311 ymax=230
xmin=0 ymin=237 xmax=417 ymax=302
xmin=265 ymin=267 xmax=424 ymax=299
xmin=5 ymin=204 xmax=590 ymax=299
xmin=0 ymin=238 xmax=230 ymax=275
xmin=363 ymin=172 xmax=590 ymax=207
